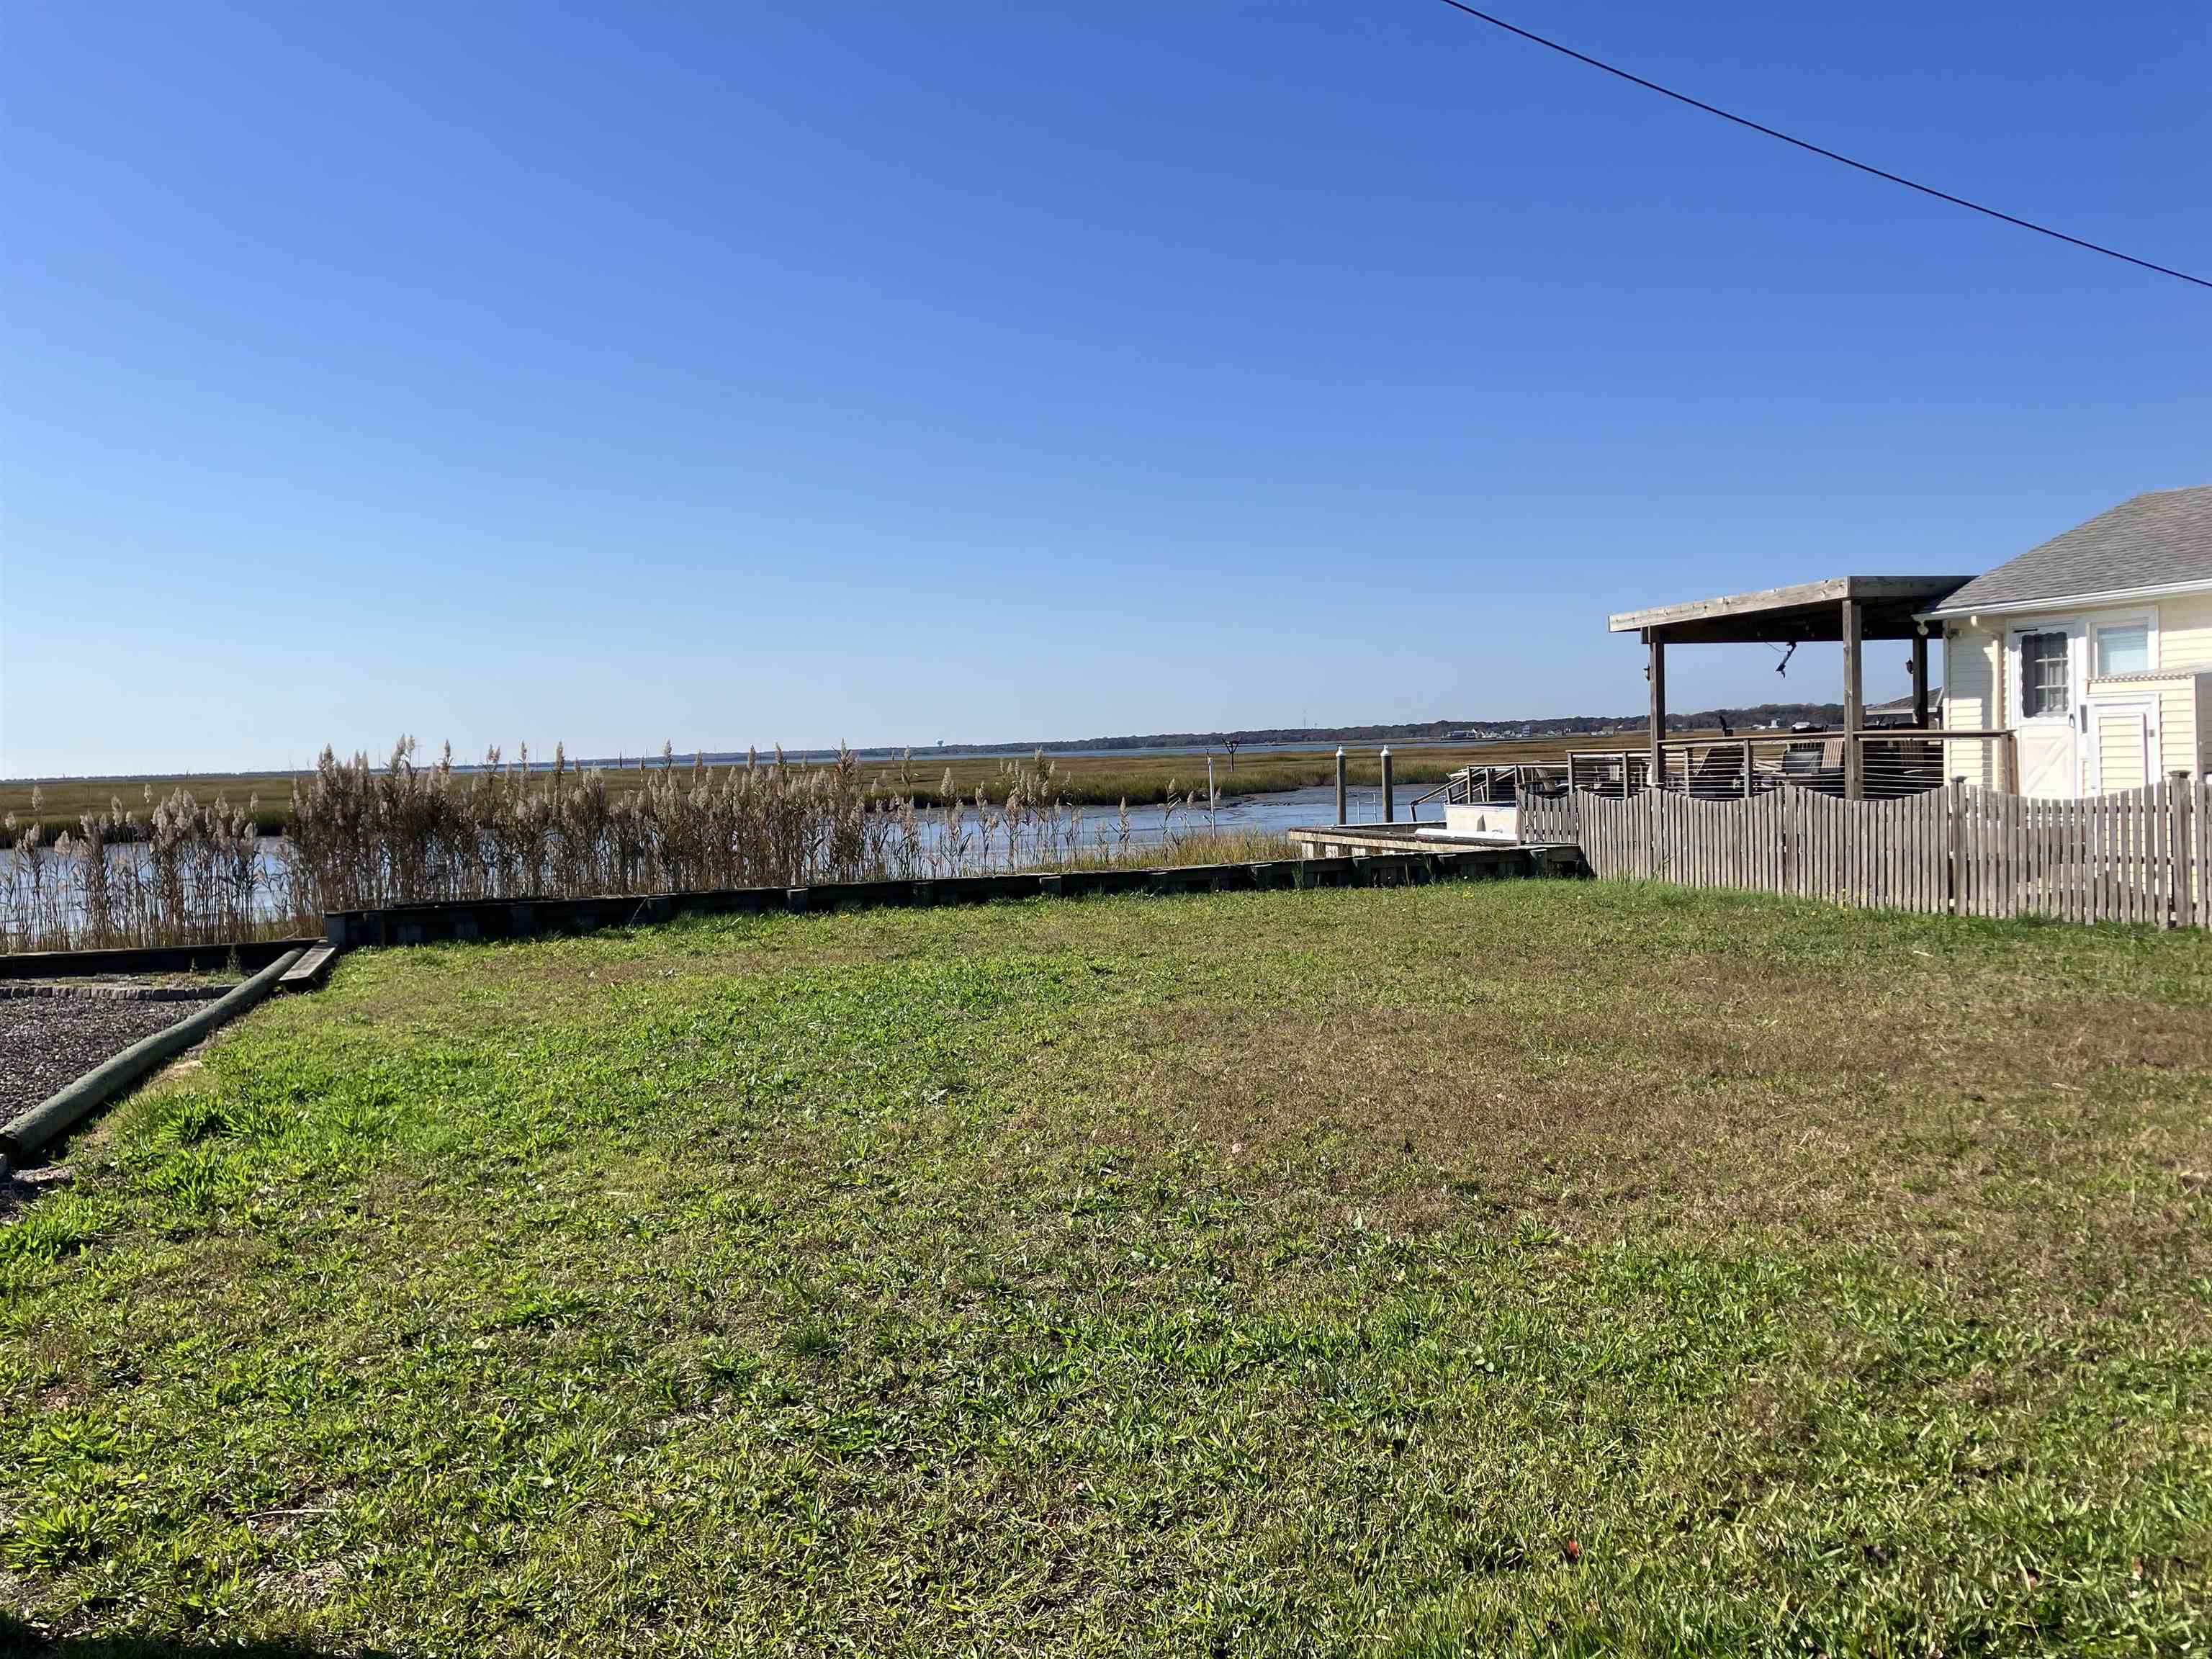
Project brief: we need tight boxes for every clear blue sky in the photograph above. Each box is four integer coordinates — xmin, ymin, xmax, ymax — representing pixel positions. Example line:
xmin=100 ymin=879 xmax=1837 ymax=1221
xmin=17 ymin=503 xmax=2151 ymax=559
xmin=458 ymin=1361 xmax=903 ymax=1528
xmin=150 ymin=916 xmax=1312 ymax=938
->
xmin=5 ymin=1 xmax=2208 ymax=777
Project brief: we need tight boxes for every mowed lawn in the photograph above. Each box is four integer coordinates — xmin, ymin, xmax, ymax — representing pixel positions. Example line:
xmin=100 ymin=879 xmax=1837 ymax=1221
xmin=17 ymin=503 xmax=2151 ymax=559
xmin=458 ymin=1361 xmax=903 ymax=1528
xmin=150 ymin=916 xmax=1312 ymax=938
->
xmin=4 ymin=882 xmax=2211 ymax=1655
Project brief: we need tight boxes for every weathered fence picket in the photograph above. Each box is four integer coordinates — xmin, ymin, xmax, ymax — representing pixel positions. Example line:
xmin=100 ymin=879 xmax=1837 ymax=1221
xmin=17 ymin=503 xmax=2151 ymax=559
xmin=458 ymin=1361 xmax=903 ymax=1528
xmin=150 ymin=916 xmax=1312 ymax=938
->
xmin=1540 ymin=775 xmax=2210 ymax=926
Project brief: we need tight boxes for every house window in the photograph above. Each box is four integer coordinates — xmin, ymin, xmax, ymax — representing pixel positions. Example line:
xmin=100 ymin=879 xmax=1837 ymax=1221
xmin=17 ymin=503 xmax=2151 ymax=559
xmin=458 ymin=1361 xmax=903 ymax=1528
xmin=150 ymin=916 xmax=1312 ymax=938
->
xmin=2020 ymin=631 xmax=2070 ymax=717
xmin=2096 ymin=622 xmax=2150 ymax=677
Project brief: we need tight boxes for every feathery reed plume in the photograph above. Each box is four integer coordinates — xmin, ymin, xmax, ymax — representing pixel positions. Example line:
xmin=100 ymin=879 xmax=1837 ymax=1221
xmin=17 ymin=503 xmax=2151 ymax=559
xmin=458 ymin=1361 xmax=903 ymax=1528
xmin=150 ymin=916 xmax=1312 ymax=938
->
xmin=3 ymin=737 xmax=1298 ymax=950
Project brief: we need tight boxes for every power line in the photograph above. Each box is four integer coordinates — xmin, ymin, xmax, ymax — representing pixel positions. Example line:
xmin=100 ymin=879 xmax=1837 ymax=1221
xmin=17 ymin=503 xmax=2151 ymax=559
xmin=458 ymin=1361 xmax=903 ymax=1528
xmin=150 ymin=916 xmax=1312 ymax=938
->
xmin=1426 ymin=0 xmax=2212 ymax=291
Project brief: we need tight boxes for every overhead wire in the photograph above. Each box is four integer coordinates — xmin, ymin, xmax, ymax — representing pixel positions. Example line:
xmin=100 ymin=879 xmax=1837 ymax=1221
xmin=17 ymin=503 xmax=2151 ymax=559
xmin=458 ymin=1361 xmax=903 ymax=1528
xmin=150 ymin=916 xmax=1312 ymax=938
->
xmin=1426 ymin=0 xmax=2212 ymax=291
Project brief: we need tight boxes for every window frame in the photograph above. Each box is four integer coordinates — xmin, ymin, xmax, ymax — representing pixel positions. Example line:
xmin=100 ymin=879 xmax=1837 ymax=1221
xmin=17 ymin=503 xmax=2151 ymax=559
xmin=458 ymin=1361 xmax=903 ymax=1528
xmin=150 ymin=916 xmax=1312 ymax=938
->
xmin=2089 ymin=611 xmax=2159 ymax=681
xmin=2005 ymin=606 xmax=2163 ymax=729
xmin=2013 ymin=626 xmax=2075 ymax=722
xmin=2008 ymin=619 xmax=2082 ymax=727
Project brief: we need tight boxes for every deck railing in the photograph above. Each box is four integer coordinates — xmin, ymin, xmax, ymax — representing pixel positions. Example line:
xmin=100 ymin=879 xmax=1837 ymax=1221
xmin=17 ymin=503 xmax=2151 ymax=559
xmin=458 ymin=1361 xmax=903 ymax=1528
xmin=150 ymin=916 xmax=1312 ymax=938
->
xmin=1416 ymin=764 xmax=1557 ymax=811
xmin=1563 ymin=729 xmax=2016 ymax=801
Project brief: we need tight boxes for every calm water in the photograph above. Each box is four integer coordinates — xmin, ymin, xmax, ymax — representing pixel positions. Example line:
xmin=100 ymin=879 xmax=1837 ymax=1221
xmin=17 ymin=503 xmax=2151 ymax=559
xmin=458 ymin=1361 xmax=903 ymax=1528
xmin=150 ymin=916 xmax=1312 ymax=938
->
xmin=1122 ymin=781 xmax=1445 ymax=838
xmin=902 ymin=780 xmax=1442 ymax=853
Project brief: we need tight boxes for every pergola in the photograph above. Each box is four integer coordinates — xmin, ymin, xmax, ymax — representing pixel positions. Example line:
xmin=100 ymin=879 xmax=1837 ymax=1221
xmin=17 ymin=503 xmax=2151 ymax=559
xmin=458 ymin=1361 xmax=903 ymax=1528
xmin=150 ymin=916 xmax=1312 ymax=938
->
xmin=1608 ymin=575 xmax=1974 ymax=799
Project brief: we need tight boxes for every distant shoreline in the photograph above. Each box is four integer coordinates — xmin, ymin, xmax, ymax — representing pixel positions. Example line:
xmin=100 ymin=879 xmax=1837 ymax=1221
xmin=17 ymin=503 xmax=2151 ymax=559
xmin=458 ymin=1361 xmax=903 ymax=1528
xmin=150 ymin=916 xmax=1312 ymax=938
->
xmin=9 ymin=703 xmax=1850 ymax=787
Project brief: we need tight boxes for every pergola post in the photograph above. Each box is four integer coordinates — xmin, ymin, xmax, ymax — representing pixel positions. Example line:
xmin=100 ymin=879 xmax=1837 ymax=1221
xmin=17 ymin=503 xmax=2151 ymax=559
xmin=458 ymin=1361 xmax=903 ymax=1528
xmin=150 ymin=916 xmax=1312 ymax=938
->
xmin=1910 ymin=630 xmax=1930 ymax=728
xmin=1647 ymin=629 xmax=1667 ymax=793
xmin=1841 ymin=597 xmax=1864 ymax=799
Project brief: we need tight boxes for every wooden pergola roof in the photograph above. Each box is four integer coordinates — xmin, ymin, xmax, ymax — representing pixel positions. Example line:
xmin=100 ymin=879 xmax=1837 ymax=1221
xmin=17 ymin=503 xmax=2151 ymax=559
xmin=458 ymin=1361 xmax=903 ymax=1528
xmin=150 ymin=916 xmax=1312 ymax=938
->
xmin=1608 ymin=573 xmax=1973 ymax=800
xmin=1608 ymin=575 xmax=1974 ymax=645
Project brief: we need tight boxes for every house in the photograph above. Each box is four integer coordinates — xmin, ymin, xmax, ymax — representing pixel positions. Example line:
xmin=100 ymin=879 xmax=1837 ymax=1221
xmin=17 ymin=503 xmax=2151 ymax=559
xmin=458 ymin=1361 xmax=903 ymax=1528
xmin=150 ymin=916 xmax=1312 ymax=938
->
xmin=1924 ymin=486 xmax=2212 ymax=796
xmin=1590 ymin=485 xmax=2212 ymax=803
xmin=1863 ymin=687 xmax=1944 ymax=729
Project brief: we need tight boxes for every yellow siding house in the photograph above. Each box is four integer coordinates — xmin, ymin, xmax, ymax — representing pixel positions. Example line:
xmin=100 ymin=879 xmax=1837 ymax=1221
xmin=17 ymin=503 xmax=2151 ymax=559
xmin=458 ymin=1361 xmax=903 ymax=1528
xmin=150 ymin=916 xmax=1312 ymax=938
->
xmin=1923 ymin=486 xmax=2212 ymax=796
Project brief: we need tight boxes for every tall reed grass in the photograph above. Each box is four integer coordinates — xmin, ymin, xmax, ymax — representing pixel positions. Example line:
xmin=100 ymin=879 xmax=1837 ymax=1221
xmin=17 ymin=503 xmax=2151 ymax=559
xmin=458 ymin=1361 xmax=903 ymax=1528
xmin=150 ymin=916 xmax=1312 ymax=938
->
xmin=1 ymin=739 xmax=1289 ymax=953
xmin=4 ymin=786 xmax=266 ymax=954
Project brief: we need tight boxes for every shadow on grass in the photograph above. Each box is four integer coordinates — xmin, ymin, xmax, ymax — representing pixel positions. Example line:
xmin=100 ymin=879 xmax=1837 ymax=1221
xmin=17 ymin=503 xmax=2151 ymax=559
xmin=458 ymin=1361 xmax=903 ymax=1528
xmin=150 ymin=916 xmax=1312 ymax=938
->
xmin=0 ymin=1617 xmax=377 ymax=1659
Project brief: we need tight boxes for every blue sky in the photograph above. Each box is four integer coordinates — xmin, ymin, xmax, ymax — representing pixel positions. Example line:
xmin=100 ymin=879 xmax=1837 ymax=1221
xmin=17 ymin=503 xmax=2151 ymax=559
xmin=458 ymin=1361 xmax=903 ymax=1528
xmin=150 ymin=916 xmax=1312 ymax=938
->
xmin=4 ymin=1 xmax=2208 ymax=776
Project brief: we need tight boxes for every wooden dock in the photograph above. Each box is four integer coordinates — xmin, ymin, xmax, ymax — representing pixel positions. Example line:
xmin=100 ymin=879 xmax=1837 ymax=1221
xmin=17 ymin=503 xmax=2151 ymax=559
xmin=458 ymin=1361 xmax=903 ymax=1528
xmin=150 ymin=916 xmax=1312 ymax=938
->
xmin=1290 ymin=822 xmax=1583 ymax=869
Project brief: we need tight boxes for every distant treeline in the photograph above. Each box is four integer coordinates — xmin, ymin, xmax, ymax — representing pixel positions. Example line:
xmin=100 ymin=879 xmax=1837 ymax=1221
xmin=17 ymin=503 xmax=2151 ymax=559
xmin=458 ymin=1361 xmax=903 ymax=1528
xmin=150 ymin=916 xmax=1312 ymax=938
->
xmin=565 ymin=710 xmax=1859 ymax=765
xmin=986 ymin=704 xmax=1852 ymax=751
xmin=11 ymin=705 xmax=1858 ymax=793
xmin=1663 ymin=702 xmax=1850 ymax=733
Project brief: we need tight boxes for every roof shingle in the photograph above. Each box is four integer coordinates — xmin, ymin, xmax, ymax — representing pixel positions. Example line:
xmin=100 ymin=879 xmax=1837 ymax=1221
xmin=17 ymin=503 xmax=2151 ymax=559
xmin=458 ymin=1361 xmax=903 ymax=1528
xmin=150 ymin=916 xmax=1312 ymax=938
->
xmin=1935 ymin=485 xmax=2212 ymax=614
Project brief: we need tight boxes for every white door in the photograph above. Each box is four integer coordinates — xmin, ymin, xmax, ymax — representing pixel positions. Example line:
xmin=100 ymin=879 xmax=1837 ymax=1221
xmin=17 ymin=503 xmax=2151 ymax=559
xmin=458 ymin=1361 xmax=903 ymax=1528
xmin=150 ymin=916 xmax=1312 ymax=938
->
xmin=2087 ymin=696 xmax=2157 ymax=793
xmin=2016 ymin=719 xmax=2077 ymax=796
xmin=2011 ymin=624 xmax=2081 ymax=797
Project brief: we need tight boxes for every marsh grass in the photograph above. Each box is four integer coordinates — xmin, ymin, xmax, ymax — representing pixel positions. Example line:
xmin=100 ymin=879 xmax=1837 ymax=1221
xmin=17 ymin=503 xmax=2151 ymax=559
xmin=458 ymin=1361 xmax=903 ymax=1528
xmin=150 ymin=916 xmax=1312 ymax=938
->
xmin=1 ymin=740 xmax=1298 ymax=951
xmin=2 ymin=785 xmax=266 ymax=953
xmin=1 ymin=732 xmax=1606 ymax=843
xmin=1 ymin=881 xmax=2207 ymax=1653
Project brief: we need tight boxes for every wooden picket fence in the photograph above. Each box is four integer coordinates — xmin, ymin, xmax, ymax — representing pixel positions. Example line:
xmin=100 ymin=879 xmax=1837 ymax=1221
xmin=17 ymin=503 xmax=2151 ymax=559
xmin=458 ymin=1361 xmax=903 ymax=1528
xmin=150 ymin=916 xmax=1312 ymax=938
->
xmin=1516 ymin=777 xmax=2212 ymax=927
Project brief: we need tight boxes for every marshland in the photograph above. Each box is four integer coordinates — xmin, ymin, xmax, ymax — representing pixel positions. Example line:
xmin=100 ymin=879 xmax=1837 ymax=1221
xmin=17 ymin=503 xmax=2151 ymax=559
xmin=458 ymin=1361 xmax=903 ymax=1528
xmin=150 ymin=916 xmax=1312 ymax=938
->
xmin=0 ymin=734 xmax=1599 ymax=845
xmin=4 ymin=739 xmax=1396 ymax=953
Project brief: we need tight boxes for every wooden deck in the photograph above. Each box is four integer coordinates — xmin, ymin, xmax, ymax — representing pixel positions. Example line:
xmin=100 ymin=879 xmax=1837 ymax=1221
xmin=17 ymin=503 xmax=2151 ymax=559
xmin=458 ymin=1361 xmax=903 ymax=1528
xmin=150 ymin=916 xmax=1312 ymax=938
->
xmin=1290 ymin=822 xmax=1583 ymax=868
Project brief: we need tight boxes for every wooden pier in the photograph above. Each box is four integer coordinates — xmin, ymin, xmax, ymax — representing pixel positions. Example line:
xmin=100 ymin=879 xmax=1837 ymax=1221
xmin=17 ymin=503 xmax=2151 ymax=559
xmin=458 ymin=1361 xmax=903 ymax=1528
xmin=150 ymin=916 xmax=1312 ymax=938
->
xmin=1290 ymin=821 xmax=1583 ymax=871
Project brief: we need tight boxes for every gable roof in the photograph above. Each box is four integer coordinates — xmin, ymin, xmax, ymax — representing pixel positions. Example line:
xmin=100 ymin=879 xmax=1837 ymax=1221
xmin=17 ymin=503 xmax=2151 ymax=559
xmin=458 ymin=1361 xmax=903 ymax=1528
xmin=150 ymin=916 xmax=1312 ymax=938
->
xmin=1865 ymin=687 xmax=1943 ymax=717
xmin=1928 ymin=485 xmax=2212 ymax=616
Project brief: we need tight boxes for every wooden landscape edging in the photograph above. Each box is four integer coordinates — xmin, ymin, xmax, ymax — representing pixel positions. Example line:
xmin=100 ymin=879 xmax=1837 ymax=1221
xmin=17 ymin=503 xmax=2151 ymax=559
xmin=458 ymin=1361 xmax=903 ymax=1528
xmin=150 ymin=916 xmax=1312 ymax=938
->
xmin=0 ymin=948 xmax=307 ymax=1166
xmin=320 ymin=845 xmax=1583 ymax=950
xmin=1549 ymin=775 xmax=2212 ymax=928
xmin=0 ymin=938 xmax=323 ymax=981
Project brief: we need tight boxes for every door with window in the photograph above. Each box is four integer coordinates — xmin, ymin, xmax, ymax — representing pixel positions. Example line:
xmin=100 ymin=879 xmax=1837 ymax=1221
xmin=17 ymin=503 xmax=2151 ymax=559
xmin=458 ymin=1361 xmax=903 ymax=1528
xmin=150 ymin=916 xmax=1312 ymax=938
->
xmin=2012 ymin=626 xmax=2080 ymax=796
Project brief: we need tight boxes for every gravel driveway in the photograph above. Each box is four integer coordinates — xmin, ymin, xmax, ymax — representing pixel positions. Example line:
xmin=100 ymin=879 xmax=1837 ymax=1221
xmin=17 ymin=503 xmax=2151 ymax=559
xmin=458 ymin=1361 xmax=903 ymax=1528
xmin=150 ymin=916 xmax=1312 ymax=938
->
xmin=1 ymin=997 xmax=190 ymax=1120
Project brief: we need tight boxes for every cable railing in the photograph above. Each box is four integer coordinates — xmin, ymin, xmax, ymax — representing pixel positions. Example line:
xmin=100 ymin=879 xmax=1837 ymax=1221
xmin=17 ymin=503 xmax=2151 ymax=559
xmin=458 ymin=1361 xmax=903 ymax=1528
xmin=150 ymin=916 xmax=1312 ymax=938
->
xmin=1563 ymin=730 xmax=2017 ymax=801
xmin=1857 ymin=729 xmax=2016 ymax=796
xmin=1412 ymin=765 xmax=1560 ymax=811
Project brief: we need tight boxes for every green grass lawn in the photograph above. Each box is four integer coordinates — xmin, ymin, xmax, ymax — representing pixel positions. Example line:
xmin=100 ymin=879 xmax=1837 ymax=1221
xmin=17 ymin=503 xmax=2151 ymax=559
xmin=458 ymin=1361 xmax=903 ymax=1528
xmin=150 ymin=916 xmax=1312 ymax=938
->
xmin=4 ymin=881 xmax=2210 ymax=1655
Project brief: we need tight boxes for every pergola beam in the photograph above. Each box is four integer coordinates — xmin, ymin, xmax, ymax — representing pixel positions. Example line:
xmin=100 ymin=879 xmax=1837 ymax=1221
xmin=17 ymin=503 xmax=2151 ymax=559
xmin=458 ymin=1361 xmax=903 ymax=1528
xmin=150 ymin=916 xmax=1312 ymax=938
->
xmin=1610 ymin=575 xmax=1972 ymax=639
